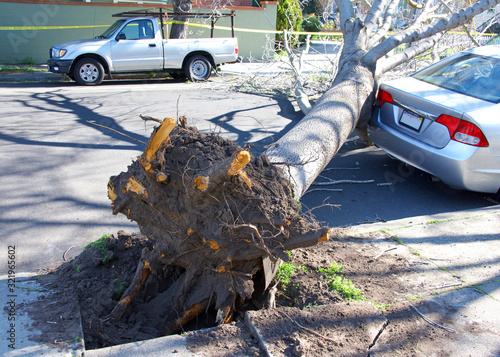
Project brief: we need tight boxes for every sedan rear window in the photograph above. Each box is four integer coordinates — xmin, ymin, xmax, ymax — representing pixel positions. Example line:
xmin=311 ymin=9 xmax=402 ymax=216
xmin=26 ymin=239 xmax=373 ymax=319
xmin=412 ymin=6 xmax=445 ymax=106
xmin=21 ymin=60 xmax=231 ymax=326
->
xmin=413 ymin=53 xmax=500 ymax=103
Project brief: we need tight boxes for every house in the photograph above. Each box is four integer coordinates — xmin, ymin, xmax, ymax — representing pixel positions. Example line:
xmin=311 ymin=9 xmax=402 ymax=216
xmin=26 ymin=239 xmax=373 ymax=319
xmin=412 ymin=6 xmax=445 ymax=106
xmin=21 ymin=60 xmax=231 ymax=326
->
xmin=0 ymin=0 xmax=278 ymax=64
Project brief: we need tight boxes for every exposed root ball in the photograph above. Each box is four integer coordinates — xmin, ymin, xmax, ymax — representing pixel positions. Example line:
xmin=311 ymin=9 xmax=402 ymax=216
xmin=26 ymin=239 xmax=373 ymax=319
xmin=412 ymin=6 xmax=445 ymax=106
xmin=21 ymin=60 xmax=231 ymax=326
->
xmin=108 ymin=118 xmax=330 ymax=333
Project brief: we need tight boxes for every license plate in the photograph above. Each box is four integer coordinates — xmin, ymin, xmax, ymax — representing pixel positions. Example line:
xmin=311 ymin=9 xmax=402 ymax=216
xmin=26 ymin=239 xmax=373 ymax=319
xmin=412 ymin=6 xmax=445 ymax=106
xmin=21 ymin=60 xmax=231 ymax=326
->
xmin=399 ymin=111 xmax=424 ymax=132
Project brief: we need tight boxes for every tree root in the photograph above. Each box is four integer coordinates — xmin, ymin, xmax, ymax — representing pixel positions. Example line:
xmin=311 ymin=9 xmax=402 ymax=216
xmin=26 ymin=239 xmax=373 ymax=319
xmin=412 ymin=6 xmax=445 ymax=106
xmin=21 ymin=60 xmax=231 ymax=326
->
xmin=107 ymin=116 xmax=330 ymax=333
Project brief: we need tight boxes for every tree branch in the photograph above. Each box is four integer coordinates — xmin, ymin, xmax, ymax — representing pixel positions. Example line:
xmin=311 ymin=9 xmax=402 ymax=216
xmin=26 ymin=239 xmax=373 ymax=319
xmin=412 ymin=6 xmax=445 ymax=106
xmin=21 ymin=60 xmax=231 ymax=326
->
xmin=367 ymin=0 xmax=400 ymax=48
xmin=364 ymin=0 xmax=389 ymax=35
xmin=335 ymin=0 xmax=355 ymax=32
xmin=376 ymin=32 xmax=444 ymax=75
xmin=363 ymin=0 xmax=500 ymax=67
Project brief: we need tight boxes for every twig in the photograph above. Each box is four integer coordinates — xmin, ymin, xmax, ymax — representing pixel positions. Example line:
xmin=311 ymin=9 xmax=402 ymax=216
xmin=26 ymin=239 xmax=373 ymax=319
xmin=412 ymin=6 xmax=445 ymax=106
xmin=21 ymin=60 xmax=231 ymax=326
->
xmin=373 ymin=247 xmax=397 ymax=260
xmin=62 ymin=245 xmax=75 ymax=262
xmin=313 ymin=179 xmax=374 ymax=186
xmin=139 ymin=114 xmax=161 ymax=123
xmin=322 ymin=167 xmax=360 ymax=171
xmin=433 ymin=282 xmax=463 ymax=289
xmin=280 ymin=311 xmax=339 ymax=345
xmin=226 ymin=224 xmax=276 ymax=261
xmin=410 ymin=305 xmax=456 ymax=333
xmin=303 ymin=188 xmax=343 ymax=195
xmin=85 ymin=121 xmax=146 ymax=144
xmin=377 ymin=182 xmax=392 ymax=187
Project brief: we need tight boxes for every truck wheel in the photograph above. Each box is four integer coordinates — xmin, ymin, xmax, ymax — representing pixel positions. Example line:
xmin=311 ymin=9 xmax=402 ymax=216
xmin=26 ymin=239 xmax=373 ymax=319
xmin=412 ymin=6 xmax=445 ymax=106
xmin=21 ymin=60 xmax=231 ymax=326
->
xmin=73 ymin=58 xmax=104 ymax=85
xmin=184 ymin=55 xmax=212 ymax=81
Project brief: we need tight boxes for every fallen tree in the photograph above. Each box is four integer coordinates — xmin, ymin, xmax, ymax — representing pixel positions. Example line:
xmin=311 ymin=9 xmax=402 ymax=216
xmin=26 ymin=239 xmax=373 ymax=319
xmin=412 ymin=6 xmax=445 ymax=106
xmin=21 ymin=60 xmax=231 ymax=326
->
xmin=107 ymin=0 xmax=500 ymax=334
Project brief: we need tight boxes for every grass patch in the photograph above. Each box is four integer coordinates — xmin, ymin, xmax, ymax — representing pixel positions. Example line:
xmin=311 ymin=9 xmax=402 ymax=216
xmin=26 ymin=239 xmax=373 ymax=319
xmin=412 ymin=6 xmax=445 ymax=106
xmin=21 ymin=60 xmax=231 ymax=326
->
xmin=84 ymin=234 xmax=114 ymax=264
xmin=317 ymin=262 xmax=364 ymax=301
xmin=275 ymin=261 xmax=297 ymax=289
xmin=1 ymin=65 xmax=36 ymax=72
xmin=373 ymin=302 xmax=391 ymax=312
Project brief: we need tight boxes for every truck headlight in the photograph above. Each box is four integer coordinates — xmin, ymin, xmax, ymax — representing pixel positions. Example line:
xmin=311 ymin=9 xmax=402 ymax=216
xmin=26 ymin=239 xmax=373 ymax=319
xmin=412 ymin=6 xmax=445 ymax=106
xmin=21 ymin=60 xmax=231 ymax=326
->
xmin=53 ymin=48 xmax=67 ymax=58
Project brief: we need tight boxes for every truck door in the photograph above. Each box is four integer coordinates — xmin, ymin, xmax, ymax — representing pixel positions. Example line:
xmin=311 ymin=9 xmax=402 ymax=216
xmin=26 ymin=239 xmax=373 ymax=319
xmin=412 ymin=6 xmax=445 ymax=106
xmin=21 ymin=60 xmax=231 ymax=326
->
xmin=110 ymin=19 xmax=162 ymax=71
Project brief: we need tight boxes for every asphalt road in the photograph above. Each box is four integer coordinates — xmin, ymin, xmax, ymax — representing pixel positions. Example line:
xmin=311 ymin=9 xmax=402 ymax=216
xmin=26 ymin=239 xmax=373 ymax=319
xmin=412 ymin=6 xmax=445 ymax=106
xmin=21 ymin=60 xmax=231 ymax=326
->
xmin=1 ymin=79 xmax=498 ymax=273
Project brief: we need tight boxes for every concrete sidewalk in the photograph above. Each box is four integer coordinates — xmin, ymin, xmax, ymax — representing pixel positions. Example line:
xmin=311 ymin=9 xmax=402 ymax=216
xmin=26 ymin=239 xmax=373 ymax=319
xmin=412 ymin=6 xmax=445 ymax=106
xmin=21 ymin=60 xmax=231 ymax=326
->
xmin=2 ymin=205 xmax=499 ymax=356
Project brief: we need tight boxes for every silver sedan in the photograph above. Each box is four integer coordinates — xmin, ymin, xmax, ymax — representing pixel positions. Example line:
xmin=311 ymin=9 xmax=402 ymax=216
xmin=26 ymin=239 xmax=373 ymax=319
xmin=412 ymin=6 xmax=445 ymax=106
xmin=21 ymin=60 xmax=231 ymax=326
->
xmin=369 ymin=45 xmax=500 ymax=193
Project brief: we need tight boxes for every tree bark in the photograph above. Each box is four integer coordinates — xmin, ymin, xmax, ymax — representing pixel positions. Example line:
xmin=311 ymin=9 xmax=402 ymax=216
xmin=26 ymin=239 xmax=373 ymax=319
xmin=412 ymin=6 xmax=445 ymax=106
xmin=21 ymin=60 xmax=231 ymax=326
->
xmin=170 ymin=0 xmax=192 ymax=39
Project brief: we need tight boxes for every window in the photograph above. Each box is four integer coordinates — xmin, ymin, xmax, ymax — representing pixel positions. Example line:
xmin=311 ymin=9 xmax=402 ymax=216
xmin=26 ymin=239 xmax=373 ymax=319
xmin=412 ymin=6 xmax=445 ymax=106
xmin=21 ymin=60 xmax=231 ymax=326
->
xmin=117 ymin=20 xmax=155 ymax=40
xmin=413 ymin=54 xmax=500 ymax=103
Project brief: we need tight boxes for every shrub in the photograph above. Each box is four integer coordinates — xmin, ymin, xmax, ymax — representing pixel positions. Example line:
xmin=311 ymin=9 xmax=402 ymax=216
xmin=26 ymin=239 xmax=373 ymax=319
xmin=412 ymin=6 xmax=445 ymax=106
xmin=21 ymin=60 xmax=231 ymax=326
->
xmin=303 ymin=15 xmax=322 ymax=33
xmin=276 ymin=0 xmax=303 ymax=48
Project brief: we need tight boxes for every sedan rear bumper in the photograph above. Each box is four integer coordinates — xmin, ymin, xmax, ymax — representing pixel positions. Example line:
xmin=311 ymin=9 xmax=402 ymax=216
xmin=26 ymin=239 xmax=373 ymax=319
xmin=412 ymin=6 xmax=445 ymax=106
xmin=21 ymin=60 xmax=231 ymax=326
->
xmin=369 ymin=110 xmax=500 ymax=193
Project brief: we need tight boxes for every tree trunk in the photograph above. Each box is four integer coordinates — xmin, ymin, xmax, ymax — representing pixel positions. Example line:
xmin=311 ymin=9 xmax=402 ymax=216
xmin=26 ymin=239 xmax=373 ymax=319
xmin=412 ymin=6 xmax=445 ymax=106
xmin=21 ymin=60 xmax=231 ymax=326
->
xmin=108 ymin=118 xmax=330 ymax=333
xmin=170 ymin=0 xmax=192 ymax=39
xmin=267 ymin=18 xmax=376 ymax=196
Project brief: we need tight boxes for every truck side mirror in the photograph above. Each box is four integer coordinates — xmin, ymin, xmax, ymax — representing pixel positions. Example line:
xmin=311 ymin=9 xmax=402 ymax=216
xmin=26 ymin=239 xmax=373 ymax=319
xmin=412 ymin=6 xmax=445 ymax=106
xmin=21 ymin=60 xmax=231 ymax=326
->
xmin=116 ymin=33 xmax=126 ymax=41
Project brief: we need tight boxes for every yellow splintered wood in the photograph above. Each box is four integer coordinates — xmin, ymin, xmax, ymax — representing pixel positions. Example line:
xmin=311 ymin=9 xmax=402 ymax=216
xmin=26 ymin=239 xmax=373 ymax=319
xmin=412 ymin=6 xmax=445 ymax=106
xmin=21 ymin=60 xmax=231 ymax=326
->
xmin=215 ymin=265 xmax=227 ymax=273
xmin=156 ymin=172 xmax=168 ymax=182
xmin=237 ymin=171 xmax=252 ymax=188
xmin=318 ymin=228 xmax=332 ymax=243
xmin=227 ymin=150 xmax=251 ymax=176
xmin=142 ymin=117 xmax=176 ymax=172
xmin=193 ymin=176 xmax=209 ymax=191
xmin=107 ymin=180 xmax=117 ymax=201
xmin=227 ymin=150 xmax=252 ymax=188
xmin=127 ymin=176 xmax=148 ymax=197
xmin=206 ymin=238 xmax=220 ymax=250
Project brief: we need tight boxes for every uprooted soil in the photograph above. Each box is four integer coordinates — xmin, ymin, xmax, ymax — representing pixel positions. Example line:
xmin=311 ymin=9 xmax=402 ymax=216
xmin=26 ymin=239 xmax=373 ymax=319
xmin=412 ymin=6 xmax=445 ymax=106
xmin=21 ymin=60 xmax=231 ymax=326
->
xmin=27 ymin=228 xmax=463 ymax=356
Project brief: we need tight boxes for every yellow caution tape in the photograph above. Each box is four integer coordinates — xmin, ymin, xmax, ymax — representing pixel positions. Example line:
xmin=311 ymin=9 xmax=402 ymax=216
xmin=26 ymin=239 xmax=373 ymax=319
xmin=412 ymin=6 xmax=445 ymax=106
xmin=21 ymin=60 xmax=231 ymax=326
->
xmin=0 ymin=25 xmax=110 ymax=30
xmin=0 ymin=21 xmax=494 ymax=39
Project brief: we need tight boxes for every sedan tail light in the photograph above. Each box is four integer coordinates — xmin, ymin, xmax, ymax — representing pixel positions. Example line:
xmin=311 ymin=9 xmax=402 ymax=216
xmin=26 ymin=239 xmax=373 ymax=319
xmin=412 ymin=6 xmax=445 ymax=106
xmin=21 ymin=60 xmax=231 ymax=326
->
xmin=375 ymin=89 xmax=393 ymax=108
xmin=436 ymin=114 xmax=489 ymax=147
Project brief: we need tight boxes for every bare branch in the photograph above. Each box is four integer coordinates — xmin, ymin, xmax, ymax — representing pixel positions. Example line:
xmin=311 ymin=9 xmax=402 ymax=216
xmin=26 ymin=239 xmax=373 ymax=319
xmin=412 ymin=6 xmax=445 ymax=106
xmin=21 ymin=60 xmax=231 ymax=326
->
xmin=376 ymin=32 xmax=444 ymax=75
xmin=436 ymin=0 xmax=481 ymax=46
xmin=410 ymin=305 xmax=457 ymax=333
xmin=367 ymin=0 xmax=400 ymax=48
xmin=335 ymin=0 xmax=356 ymax=32
xmin=365 ymin=0 xmax=390 ymax=35
xmin=406 ymin=0 xmax=423 ymax=9
xmin=364 ymin=0 xmax=500 ymax=67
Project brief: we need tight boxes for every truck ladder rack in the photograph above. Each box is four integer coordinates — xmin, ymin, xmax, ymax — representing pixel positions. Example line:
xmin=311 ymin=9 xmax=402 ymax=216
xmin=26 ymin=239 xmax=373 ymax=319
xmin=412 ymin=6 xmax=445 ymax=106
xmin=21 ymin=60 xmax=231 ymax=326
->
xmin=112 ymin=8 xmax=235 ymax=38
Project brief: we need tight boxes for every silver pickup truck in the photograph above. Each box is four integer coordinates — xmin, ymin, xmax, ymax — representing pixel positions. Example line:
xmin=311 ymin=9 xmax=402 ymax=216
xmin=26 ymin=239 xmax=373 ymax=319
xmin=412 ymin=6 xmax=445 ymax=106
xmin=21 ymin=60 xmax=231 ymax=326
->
xmin=48 ymin=13 xmax=238 ymax=85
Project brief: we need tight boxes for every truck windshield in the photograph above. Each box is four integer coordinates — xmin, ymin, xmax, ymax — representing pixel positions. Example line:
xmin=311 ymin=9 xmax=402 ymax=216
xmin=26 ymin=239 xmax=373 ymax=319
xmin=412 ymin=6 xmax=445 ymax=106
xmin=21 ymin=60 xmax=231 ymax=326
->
xmin=97 ymin=19 xmax=126 ymax=39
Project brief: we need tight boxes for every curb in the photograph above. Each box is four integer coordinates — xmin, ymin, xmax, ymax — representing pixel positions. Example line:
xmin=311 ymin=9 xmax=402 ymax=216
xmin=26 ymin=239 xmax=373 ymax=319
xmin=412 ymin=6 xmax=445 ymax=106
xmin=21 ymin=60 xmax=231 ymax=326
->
xmin=351 ymin=204 xmax=500 ymax=235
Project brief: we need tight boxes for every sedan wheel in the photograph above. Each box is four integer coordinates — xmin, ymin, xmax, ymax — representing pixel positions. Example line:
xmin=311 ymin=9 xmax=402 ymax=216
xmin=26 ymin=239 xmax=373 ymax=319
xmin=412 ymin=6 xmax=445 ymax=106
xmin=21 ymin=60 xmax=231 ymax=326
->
xmin=73 ymin=58 xmax=104 ymax=85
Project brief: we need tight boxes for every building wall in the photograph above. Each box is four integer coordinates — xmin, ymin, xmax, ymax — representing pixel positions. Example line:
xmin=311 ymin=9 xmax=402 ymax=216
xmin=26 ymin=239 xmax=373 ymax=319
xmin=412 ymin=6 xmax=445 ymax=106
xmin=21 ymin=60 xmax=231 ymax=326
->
xmin=0 ymin=0 xmax=277 ymax=64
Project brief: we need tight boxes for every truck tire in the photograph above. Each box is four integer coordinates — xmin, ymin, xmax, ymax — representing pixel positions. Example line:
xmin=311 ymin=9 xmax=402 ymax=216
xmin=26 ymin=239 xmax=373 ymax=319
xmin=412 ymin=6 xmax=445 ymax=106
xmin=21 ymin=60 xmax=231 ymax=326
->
xmin=184 ymin=55 xmax=212 ymax=81
xmin=73 ymin=58 xmax=105 ymax=85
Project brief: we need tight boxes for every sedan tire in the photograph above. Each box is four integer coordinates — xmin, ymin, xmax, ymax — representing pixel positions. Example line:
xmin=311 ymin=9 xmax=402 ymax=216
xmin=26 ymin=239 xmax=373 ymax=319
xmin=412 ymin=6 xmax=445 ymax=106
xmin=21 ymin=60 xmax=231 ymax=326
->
xmin=73 ymin=58 xmax=105 ymax=86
